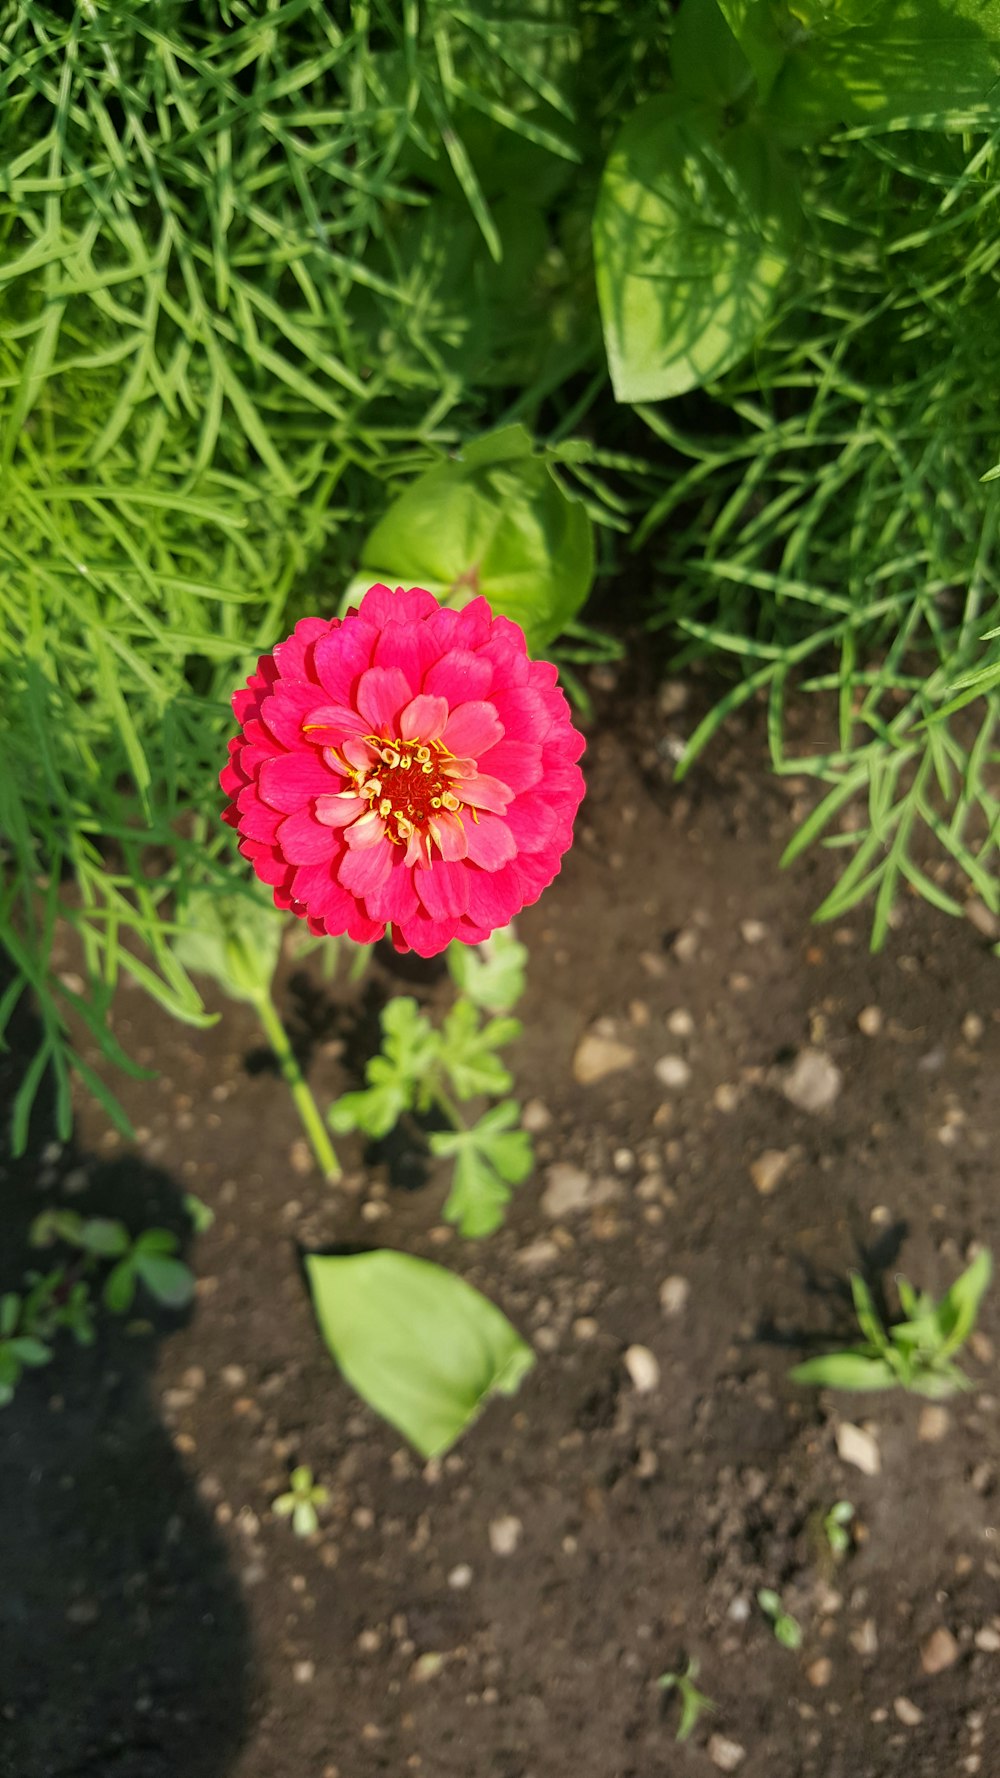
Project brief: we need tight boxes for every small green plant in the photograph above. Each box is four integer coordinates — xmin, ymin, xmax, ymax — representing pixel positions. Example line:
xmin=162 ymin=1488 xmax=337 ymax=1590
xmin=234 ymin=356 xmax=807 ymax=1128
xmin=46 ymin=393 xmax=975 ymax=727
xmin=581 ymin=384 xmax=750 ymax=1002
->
xmin=272 ymin=1466 xmax=329 ymax=1538
xmin=791 ymin=1251 xmax=993 ymax=1400
xmin=823 ymin=1501 xmax=856 ymax=1559
xmin=656 ymin=1657 xmax=716 ymax=1742
xmin=0 ymin=1211 xmax=195 ymax=1407
xmin=329 ymin=930 xmax=533 ymax=1237
xmin=757 ymin=1588 xmax=803 ymax=1651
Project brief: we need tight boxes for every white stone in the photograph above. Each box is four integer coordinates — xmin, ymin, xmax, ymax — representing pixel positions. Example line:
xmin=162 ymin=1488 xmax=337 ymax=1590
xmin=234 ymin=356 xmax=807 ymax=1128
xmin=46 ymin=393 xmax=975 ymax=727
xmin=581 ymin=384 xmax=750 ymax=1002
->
xmin=624 ymin=1345 xmax=660 ymax=1394
xmin=708 ymin=1733 xmax=746 ymax=1772
xmin=521 ymin=1098 xmax=552 ymax=1133
xmin=488 ymin=1515 xmax=523 ymax=1557
xmin=654 ymin=1055 xmax=691 ymax=1090
xmin=659 ymin=1276 xmax=690 ymax=1317
xmin=782 ymin=1048 xmax=843 ymax=1113
xmin=836 ymin=1422 xmax=881 ymax=1476
xmin=572 ymin=1032 xmax=636 ymax=1085
xmin=541 ymin=1164 xmax=592 ymax=1219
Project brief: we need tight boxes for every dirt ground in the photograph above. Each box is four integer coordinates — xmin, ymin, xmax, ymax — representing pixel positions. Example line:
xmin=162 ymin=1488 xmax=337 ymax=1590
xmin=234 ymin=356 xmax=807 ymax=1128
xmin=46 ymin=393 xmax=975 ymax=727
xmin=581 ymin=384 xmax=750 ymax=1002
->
xmin=2 ymin=665 xmax=999 ymax=1778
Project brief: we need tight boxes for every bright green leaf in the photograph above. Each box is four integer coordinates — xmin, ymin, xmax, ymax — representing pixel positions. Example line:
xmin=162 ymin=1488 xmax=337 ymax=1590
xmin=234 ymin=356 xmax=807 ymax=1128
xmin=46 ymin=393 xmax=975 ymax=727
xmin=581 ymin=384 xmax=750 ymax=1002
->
xmin=306 ymin=1249 xmax=535 ymax=1458
xmin=790 ymin=1350 xmax=899 ymax=1390
xmin=439 ymin=1001 xmax=520 ymax=1100
xmin=593 ymin=96 xmax=798 ymax=402
xmin=431 ymin=1101 xmax=534 ymax=1237
xmin=446 ymin=926 xmax=528 ymax=1013
xmin=673 ymin=0 xmax=757 ymax=104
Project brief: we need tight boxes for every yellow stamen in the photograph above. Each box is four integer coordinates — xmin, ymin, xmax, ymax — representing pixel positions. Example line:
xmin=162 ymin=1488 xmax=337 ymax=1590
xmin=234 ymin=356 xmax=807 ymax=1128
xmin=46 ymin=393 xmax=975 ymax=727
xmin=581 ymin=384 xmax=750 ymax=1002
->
xmin=441 ymin=791 xmax=460 ymax=812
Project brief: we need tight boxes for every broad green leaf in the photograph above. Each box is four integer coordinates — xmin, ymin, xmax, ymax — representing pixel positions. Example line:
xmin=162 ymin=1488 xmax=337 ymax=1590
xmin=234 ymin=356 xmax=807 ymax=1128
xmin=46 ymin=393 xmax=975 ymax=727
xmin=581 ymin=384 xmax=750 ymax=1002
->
xmin=173 ymin=885 xmax=284 ymax=1004
xmin=673 ymin=0 xmax=757 ymax=103
xmin=306 ymin=1250 xmax=535 ymax=1457
xmin=133 ymin=1253 xmax=196 ymax=1309
xmin=439 ymin=1001 xmax=519 ymax=1100
xmin=8 ymin=1336 xmax=51 ymax=1367
xmin=593 ymin=98 xmax=798 ymax=402
xmin=351 ymin=423 xmax=594 ymax=651
xmin=446 ymin=926 xmax=528 ymax=1013
xmin=730 ymin=0 xmax=1000 ymax=138
xmin=102 ymin=1259 xmax=138 ymax=1316
xmin=76 ymin=1217 xmax=130 ymax=1258
xmin=935 ymin=1248 xmax=993 ymax=1358
xmin=790 ymin=1350 xmax=898 ymax=1390
xmin=431 ymin=1101 xmax=534 ymax=1237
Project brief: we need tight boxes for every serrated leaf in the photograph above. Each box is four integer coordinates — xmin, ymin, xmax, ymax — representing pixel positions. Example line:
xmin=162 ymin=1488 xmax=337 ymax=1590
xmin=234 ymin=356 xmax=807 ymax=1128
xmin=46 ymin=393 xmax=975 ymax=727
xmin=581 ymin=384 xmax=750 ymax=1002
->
xmin=306 ymin=1250 xmax=535 ymax=1458
xmin=439 ymin=1001 xmax=519 ymax=1100
xmin=328 ymin=1081 xmax=412 ymax=1139
xmin=431 ymin=1101 xmax=534 ymax=1237
xmin=446 ymin=926 xmax=528 ymax=1013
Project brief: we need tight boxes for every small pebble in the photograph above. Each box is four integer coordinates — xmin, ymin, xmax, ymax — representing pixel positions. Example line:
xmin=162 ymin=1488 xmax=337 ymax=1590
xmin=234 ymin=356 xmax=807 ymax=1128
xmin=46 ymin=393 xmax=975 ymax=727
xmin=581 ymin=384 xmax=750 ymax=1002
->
xmin=515 ymin=1239 xmax=560 ymax=1271
xmin=740 ymin=919 xmax=767 ymax=944
xmin=850 ymin=1619 xmax=878 ymax=1657
xmin=293 ymin=1660 xmax=315 ymax=1685
xmin=781 ymin=1048 xmax=843 ymax=1113
xmin=975 ymin=1626 xmax=1000 ymax=1652
xmin=521 ymin=1098 xmax=552 ymax=1133
xmin=807 ymin=1658 xmax=832 ymax=1688
xmin=857 ymin=1006 xmax=883 ymax=1036
xmin=708 ymin=1733 xmax=746 ymax=1772
xmin=573 ymin=1317 xmax=599 ymax=1341
xmin=411 ymin=1652 xmax=445 ymax=1683
xmin=667 ymin=1008 xmax=695 ymax=1038
xmin=624 ymin=1344 xmax=660 ymax=1393
xmin=448 ymin=1564 xmax=473 ymax=1590
xmin=962 ymin=1013 xmax=984 ymax=1044
xmin=572 ymin=1032 xmax=637 ymax=1085
xmin=918 ymin=1405 xmax=950 ymax=1443
xmin=921 ymin=1627 xmax=960 ymax=1674
xmin=836 ymin=1422 xmax=881 ymax=1476
xmin=289 ymin=1140 xmax=312 ymax=1176
xmin=750 ymin=1148 xmax=794 ymax=1196
xmin=488 ymin=1515 xmax=523 ymax=1557
xmin=713 ymin=1083 xmax=740 ymax=1113
xmin=893 ymin=1697 xmax=924 ymax=1727
xmin=654 ymin=1055 xmax=691 ymax=1090
xmin=659 ymin=1276 xmax=690 ymax=1317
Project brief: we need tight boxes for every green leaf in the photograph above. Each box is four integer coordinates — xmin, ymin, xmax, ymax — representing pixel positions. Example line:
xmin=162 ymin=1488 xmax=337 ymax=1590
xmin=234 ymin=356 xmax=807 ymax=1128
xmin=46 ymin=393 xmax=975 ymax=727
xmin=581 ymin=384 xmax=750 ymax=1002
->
xmin=183 ymin=1193 xmax=216 ymax=1234
xmin=446 ymin=926 xmax=528 ymax=1013
xmin=593 ymin=97 xmax=798 ymax=402
xmin=673 ymin=0 xmax=756 ymax=104
xmin=352 ymin=424 xmax=594 ymax=651
xmin=173 ymin=885 xmax=284 ymax=1004
xmin=8 ymin=1335 xmax=52 ymax=1367
xmin=328 ymin=1081 xmax=412 ymax=1139
xmin=431 ymin=1101 xmax=534 ymax=1238
xmin=438 ymin=1001 xmax=520 ymax=1100
xmin=134 ymin=1253 xmax=196 ymax=1309
xmin=730 ymin=0 xmax=1000 ymax=138
xmin=306 ymin=1249 xmax=535 ymax=1458
xmin=849 ymin=1272 xmax=890 ymax=1354
xmin=102 ymin=1258 xmax=138 ymax=1316
xmin=934 ymin=1248 xmax=993 ymax=1358
xmin=790 ymin=1350 xmax=899 ymax=1390
xmin=75 ymin=1217 xmax=130 ymax=1258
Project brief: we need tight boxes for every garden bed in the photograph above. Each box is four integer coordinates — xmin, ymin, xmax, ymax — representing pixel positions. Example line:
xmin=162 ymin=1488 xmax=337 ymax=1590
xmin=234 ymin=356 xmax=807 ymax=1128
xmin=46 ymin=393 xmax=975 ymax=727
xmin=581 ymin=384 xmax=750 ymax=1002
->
xmin=2 ymin=675 xmax=999 ymax=1778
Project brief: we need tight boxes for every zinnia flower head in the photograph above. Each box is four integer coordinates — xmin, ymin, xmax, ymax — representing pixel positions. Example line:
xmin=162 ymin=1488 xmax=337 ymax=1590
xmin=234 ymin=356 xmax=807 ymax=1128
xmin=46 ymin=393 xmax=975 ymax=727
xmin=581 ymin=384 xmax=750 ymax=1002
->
xmin=221 ymin=585 xmax=585 ymax=957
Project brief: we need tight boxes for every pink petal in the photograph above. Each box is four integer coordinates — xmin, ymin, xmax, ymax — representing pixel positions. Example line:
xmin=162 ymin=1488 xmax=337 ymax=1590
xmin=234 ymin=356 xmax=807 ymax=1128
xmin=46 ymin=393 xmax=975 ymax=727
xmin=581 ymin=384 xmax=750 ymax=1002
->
xmin=315 ymin=793 xmax=367 ymax=829
xmin=428 ymin=812 xmax=468 ymax=862
xmin=399 ymin=693 xmax=449 ymax=743
xmin=448 ymin=596 xmax=494 ymax=647
xmin=465 ymin=864 xmax=523 ymax=930
xmin=289 ymin=863 xmax=355 ymax=923
xmin=489 ymin=686 xmax=552 ymax=744
xmin=365 ymin=855 xmax=421 ymax=925
xmin=356 ymin=666 xmax=413 ymax=735
xmin=344 ymin=809 xmax=386 ymax=850
xmin=392 ymin=911 xmax=464 ymax=959
xmin=442 ymin=700 xmax=504 ymax=758
xmin=301 ymin=701 xmax=368 ymax=742
xmin=476 ymin=738 xmax=543 ymax=793
xmin=463 ymin=813 xmax=516 ymax=870
xmin=236 ymin=794 xmax=284 ymax=844
xmin=373 ymin=618 xmax=441 ymax=686
xmin=527 ymin=657 xmax=560 ymax=692
xmin=423 ymin=648 xmax=492 ymax=704
xmin=272 ymin=615 xmax=335 ymax=680
xmin=277 ymin=809 xmax=335 ymax=864
xmin=258 ymin=751 xmax=338 ymax=812
xmin=239 ymin=839 xmax=291 ymax=888
xmin=314 ymin=622 xmax=377 ymax=703
xmin=358 ymin=583 xmax=438 ymax=625
xmin=260 ymin=681 xmax=325 ymax=748
xmin=416 ymin=860 xmax=469 ymax=921
xmin=504 ymin=795 xmax=560 ymax=855
xmin=337 ymin=836 xmax=394 ymax=898
xmin=452 ymin=772 xmax=512 ymax=814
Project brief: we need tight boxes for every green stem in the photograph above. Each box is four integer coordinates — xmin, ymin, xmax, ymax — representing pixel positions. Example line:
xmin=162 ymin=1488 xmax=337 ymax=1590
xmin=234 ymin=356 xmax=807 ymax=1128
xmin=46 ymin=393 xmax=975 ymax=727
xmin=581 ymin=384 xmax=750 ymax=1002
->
xmin=254 ymin=988 xmax=341 ymax=1183
xmin=433 ymin=1080 xmax=466 ymax=1131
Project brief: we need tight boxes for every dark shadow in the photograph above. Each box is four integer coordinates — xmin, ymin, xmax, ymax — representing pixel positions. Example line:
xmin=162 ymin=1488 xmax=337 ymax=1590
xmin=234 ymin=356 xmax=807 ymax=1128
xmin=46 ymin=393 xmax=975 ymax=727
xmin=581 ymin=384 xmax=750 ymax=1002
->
xmin=754 ymin=1216 xmax=910 ymax=1355
xmin=0 ymin=977 xmax=250 ymax=1778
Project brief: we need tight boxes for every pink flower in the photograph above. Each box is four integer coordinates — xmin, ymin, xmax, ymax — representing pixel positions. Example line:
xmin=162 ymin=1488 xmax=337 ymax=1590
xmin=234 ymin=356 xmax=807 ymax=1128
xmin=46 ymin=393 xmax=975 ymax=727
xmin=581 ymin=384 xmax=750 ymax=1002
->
xmin=221 ymin=585 xmax=585 ymax=957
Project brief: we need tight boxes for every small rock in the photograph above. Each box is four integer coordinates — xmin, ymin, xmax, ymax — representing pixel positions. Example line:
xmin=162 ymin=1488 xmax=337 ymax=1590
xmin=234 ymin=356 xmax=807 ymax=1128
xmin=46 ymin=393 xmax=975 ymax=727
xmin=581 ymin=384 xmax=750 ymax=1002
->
xmin=857 ymin=1006 xmax=883 ymax=1037
xmin=521 ymin=1098 xmax=552 ymax=1133
xmin=921 ymin=1627 xmax=960 ymax=1675
xmin=971 ymin=1462 xmax=995 ymax=1496
xmin=657 ymin=680 xmax=690 ymax=716
xmin=613 ymin=1146 xmax=636 ymax=1173
xmin=654 ymin=1055 xmax=691 ymax=1090
xmin=221 ymin=1364 xmax=248 ymax=1390
xmin=918 ymin=1405 xmax=950 ymax=1443
xmin=894 ymin=1697 xmax=924 ymax=1727
xmin=672 ymin=929 xmax=700 ymax=963
xmin=573 ymin=1031 xmax=637 ymax=1085
xmin=624 ymin=1345 xmax=660 ymax=1394
xmin=293 ymin=1660 xmax=315 ymax=1685
xmin=966 ymin=899 xmax=999 ymax=940
xmin=541 ymin=1163 xmax=593 ymax=1219
xmin=782 ymin=1048 xmax=843 ymax=1113
xmin=962 ymin=1013 xmax=985 ymax=1045
xmin=448 ymin=1564 xmax=473 ymax=1590
xmin=740 ymin=919 xmax=767 ymax=945
xmin=708 ymin=1733 xmax=746 ymax=1772
xmin=836 ymin=1422 xmax=881 ymax=1476
xmin=289 ymin=1139 xmax=313 ymax=1176
xmin=750 ymin=1148 xmax=795 ymax=1196
xmin=850 ymin=1619 xmax=879 ymax=1657
xmin=489 ymin=1515 xmax=523 ymax=1557
xmin=713 ymin=1083 xmax=740 ymax=1113
xmin=970 ymin=1332 xmax=994 ymax=1365
xmin=411 ymin=1652 xmax=445 ymax=1683
xmin=975 ymin=1626 xmax=1000 ymax=1652
xmin=667 ymin=1008 xmax=695 ymax=1037
xmin=573 ymin=1317 xmax=598 ymax=1341
xmin=807 ymin=1658 xmax=833 ymax=1687
xmin=515 ymin=1239 xmax=560 ymax=1271
xmin=659 ymin=1276 xmax=690 ymax=1317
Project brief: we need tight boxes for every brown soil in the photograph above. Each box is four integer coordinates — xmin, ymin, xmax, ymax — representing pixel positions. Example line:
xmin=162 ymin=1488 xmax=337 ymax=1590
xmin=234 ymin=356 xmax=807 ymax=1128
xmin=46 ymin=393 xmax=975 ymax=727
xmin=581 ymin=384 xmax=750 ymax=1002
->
xmin=2 ymin=675 xmax=999 ymax=1778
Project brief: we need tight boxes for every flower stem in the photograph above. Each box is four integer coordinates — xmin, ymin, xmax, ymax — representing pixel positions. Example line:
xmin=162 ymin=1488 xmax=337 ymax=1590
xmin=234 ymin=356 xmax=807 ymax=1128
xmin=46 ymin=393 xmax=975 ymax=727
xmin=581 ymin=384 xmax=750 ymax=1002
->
xmin=253 ymin=988 xmax=341 ymax=1183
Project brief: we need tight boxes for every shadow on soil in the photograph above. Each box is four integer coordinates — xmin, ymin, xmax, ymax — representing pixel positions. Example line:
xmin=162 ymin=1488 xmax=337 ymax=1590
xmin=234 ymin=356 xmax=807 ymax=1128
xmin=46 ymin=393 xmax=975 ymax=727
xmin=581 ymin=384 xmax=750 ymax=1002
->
xmin=0 ymin=986 xmax=250 ymax=1778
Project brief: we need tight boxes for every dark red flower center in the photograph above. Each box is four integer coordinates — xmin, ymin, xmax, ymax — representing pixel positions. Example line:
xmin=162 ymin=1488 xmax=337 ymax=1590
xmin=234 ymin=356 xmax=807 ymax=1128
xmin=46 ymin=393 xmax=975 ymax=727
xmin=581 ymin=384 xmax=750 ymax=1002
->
xmin=359 ymin=736 xmax=462 ymax=842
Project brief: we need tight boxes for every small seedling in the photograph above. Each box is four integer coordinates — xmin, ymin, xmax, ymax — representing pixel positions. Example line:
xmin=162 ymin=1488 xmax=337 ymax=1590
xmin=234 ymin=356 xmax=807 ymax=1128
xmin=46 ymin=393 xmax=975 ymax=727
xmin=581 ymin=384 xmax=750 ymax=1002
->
xmin=757 ymin=1589 xmax=803 ymax=1650
xmin=823 ymin=1500 xmax=855 ymax=1558
xmin=790 ymin=1250 xmax=993 ymax=1399
xmin=272 ymin=1465 xmax=329 ymax=1537
xmin=656 ymin=1657 xmax=715 ymax=1742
